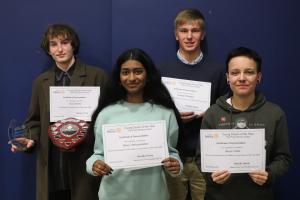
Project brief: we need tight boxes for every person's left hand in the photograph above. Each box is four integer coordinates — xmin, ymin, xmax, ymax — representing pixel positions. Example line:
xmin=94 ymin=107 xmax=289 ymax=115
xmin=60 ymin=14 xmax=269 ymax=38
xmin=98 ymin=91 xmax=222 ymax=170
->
xmin=211 ymin=170 xmax=231 ymax=184
xmin=92 ymin=160 xmax=113 ymax=176
xmin=162 ymin=157 xmax=180 ymax=175
xmin=9 ymin=138 xmax=35 ymax=152
xmin=249 ymin=170 xmax=268 ymax=186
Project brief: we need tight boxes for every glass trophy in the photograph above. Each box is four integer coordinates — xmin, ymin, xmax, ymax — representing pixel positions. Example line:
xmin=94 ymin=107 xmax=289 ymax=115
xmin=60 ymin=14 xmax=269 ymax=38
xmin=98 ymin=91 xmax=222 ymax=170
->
xmin=8 ymin=119 xmax=28 ymax=151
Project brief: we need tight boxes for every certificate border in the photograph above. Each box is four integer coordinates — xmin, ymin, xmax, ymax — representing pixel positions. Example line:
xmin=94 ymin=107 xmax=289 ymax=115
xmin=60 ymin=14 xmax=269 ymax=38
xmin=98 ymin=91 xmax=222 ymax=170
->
xmin=200 ymin=129 xmax=266 ymax=173
xmin=49 ymin=86 xmax=100 ymax=122
xmin=162 ymin=76 xmax=211 ymax=114
xmin=102 ymin=120 xmax=169 ymax=169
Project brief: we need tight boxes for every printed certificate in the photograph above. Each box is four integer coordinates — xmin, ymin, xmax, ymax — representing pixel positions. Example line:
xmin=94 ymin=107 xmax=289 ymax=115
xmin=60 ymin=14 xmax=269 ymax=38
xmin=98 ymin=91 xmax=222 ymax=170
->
xmin=162 ymin=77 xmax=211 ymax=114
xmin=102 ymin=120 xmax=169 ymax=169
xmin=200 ymin=129 xmax=265 ymax=173
xmin=50 ymin=86 xmax=100 ymax=122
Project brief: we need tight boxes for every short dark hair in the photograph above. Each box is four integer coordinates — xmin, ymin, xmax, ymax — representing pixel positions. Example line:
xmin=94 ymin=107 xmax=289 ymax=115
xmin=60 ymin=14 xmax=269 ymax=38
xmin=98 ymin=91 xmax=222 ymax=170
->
xmin=226 ymin=47 xmax=262 ymax=73
xmin=40 ymin=24 xmax=80 ymax=55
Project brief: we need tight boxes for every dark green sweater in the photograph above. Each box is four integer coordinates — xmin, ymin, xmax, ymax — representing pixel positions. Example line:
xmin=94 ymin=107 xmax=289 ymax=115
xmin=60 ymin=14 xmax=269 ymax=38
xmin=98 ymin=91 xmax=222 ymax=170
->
xmin=198 ymin=92 xmax=292 ymax=200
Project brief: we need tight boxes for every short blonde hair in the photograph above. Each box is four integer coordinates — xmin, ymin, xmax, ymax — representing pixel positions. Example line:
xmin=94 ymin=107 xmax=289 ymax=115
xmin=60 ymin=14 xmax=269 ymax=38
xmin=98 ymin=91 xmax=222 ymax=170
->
xmin=174 ymin=9 xmax=205 ymax=30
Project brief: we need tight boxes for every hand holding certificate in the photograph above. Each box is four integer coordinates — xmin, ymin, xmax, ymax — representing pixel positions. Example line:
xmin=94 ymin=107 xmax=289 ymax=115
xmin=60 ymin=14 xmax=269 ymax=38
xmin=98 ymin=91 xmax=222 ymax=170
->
xmin=200 ymin=129 xmax=266 ymax=173
xmin=102 ymin=121 xmax=169 ymax=170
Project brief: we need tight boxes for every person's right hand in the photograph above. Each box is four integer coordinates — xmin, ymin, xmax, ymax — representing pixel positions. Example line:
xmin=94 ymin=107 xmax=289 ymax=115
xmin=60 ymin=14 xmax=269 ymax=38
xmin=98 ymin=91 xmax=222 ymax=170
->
xmin=92 ymin=160 xmax=113 ymax=176
xmin=162 ymin=157 xmax=181 ymax=175
xmin=211 ymin=170 xmax=231 ymax=184
xmin=9 ymin=138 xmax=35 ymax=152
xmin=180 ymin=112 xmax=197 ymax=123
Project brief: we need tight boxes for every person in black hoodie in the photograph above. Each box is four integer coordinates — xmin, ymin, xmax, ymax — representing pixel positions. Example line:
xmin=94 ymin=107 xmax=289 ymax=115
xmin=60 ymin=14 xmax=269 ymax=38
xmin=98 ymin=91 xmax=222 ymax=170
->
xmin=197 ymin=47 xmax=292 ymax=200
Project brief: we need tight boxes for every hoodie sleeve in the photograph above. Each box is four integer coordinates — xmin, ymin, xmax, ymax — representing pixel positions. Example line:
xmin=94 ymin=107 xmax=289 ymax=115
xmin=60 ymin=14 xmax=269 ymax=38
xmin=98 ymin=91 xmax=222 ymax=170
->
xmin=266 ymin=111 xmax=292 ymax=185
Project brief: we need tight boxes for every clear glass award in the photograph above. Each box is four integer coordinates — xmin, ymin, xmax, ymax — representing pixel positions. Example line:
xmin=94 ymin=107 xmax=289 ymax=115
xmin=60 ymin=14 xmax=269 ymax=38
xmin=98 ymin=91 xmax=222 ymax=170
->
xmin=8 ymin=119 xmax=28 ymax=151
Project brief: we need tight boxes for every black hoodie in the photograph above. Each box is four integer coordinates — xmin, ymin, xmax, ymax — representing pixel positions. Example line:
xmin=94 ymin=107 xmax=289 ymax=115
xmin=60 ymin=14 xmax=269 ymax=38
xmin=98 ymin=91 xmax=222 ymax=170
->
xmin=197 ymin=92 xmax=292 ymax=200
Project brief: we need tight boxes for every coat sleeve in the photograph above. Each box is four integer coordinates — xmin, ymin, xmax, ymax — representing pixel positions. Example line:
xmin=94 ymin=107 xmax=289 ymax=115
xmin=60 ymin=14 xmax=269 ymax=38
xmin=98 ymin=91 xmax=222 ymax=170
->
xmin=24 ymin=78 xmax=42 ymax=142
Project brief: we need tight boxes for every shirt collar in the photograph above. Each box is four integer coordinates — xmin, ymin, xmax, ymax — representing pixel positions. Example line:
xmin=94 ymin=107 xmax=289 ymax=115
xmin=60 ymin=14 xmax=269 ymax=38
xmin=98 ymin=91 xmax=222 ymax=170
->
xmin=177 ymin=50 xmax=203 ymax=65
xmin=55 ymin=61 xmax=76 ymax=83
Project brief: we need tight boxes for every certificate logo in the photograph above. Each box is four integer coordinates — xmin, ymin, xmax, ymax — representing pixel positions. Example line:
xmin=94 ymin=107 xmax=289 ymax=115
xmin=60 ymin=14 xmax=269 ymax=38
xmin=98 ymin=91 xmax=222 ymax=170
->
xmin=106 ymin=127 xmax=123 ymax=134
xmin=213 ymin=133 xmax=219 ymax=139
xmin=116 ymin=127 xmax=122 ymax=134
xmin=204 ymin=132 xmax=219 ymax=139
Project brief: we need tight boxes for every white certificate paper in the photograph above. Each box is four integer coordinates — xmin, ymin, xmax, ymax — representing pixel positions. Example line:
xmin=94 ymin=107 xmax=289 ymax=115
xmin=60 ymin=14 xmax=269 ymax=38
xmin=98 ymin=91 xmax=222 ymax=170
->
xmin=102 ymin=120 xmax=169 ymax=170
xmin=200 ymin=129 xmax=265 ymax=173
xmin=50 ymin=86 xmax=100 ymax=122
xmin=162 ymin=77 xmax=211 ymax=114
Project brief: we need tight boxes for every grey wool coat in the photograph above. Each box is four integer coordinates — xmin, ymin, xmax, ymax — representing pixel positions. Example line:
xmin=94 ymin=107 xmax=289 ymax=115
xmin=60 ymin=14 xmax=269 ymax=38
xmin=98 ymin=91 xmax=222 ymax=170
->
xmin=25 ymin=60 xmax=108 ymax=200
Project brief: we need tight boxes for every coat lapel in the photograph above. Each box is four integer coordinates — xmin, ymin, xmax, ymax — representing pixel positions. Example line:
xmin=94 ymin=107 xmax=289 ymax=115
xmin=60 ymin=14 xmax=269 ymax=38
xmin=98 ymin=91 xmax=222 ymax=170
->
xmin=70 ymin=60 xmax=86 ymax=86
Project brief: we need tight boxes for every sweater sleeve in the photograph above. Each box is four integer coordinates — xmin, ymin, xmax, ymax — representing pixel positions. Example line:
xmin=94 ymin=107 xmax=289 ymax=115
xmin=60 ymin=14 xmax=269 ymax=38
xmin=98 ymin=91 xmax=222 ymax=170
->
xmin=266 ymin=111 xmax=292 ymax=185
xmin=86 ymin=113 xmax=105 ymax=176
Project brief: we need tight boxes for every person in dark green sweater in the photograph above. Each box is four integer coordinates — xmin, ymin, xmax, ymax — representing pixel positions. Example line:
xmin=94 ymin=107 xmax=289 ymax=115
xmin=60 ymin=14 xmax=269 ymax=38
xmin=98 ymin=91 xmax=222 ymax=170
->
xmin=197 ymin=47 xmax=292 ymax=200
